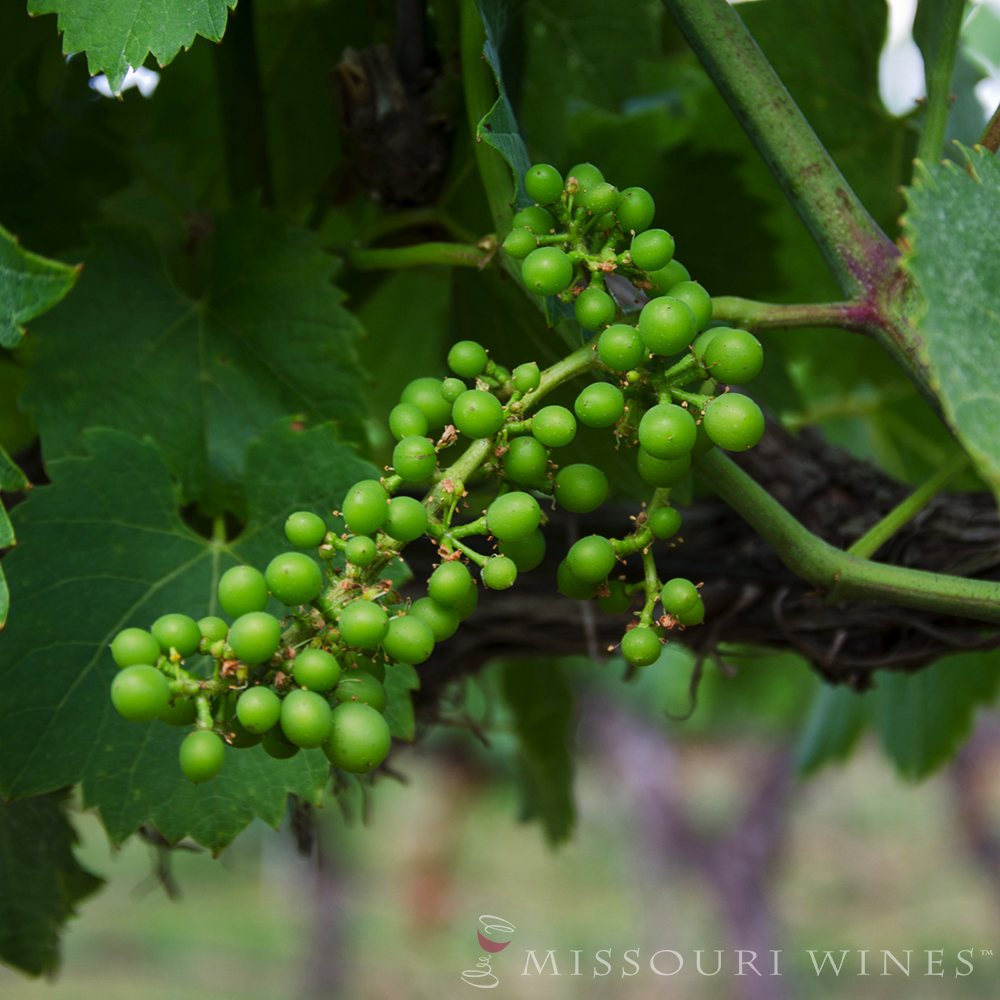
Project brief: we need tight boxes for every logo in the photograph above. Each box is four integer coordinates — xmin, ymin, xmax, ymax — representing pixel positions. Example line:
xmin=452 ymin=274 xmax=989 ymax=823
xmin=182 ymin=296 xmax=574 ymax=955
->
xmin=461 ymin=915 xmax=516 ymax=988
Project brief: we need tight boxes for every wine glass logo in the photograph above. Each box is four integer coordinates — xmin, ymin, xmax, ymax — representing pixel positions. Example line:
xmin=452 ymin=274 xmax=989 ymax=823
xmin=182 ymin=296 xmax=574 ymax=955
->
xmin=477 ymin=914 xmax=515 ymax=953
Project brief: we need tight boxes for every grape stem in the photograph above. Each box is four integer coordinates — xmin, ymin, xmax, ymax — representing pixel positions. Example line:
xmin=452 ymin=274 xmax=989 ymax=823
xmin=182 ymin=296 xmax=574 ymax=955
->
xmin=694 ymin=448 xmax=1000 ymax=624
xmin=348 ymin=242 xmax=493 ymax=271
xmin=915 ymin=0 xmax=966 ymax=165
xmin=710 ymin=297 xmax=867 ymax=333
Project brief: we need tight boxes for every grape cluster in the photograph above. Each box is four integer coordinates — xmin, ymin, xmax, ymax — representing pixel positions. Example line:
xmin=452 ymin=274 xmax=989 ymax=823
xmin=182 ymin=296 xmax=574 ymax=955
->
xmin=107 ymin=159 xmax=769 ymax=784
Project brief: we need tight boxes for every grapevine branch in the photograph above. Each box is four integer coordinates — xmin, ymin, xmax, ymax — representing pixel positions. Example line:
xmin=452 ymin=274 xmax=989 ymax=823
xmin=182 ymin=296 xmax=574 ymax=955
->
xmin=915 ymin=0 xmax=967 ymax=165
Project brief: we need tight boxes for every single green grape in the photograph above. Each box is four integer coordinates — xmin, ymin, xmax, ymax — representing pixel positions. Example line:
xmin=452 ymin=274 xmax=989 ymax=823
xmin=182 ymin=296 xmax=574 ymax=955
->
xmin=646 ymin=259 xmax=690 ymax=298
xmin=638 ymin=297 xmax=697 ymax=356
xmin=338 ymin=601 xmax=389 ymax=650
xmin=675 ymin=598 xmax=705 ymax=626
xmin=532 ymin=405 xmax=576 ymax=448
xmin=452 ymin=389 xmax=504 ymax=439
xmin=382 ymin=615 xmax=435 ymax=664
xmin=280 ymin=689 xmax=333 ymax=748
xmin=334 ymin=672 xmax=387 ymax=713
xmin=447 ymin=340 xmax=489 ymax=378
xmin=217 ymin=565 xmax=269 ymax=619
xmin=441 ymin=377 xmax=466 ymax=405
xmin=265 ymin=552 xmax=323 ymax=606
xmin=342 ymin=481 xmax=389 ymax=535
xmin=226 ymin=716 xmax=262 ymax=748
xmin=428 ymin=560 xmax=473 ymax=607
xmin=521 ymin=247 xmax=574 ymax=297
xmin=691 ymin=327 xmax=723 ymax=359
xmin=566 ymin=162 xmax=604 ymax=193
xmin=498 ymin=530 xmax=546 ymax=572
xmin=482 ymin=555 xmax=518 ymax=590
xmin=630 ymin=229 xmax=675 ymax=272
xmin=345 ymin=535 xmax=377 ymax=567
xmin=621 ymin=627 xmax=661 ymax=667
xmin=503 ymin=228 xmax=537 ymax=260
xmin=159 ymin=696 xmax=198 ymax=727
xmin=503 ymin=435 xmax=549 ymax=485
xmin=636 ymin=447 xmax=691 ymax=488
xmin=383 ymin=496 xmax=428 ymax=542
xmin=293 ymin=648 xmax=341 ymax=691
xmin=400 ymin=377 xmax=452 ymax=432
xmin=574 ymin=286 xmax=616 ymax=330
xmin=598 ymin=579 xmax=632 ymax=615
xmin=524 ymin=163 xmax=564 ymax=205
xmin=702 ymin=394 xmax=765 ymax=451
xmin=512 ymin=362 xmax=541 ymax=393
xmin=179 ymin=730 xmax=226 ymax=784
xmin=648 ymin=506 xmax=682 ymax=539
xmin=598 ymin=324 xmax=645 ymax=371
xmin=409 ymin=596 xmax=460 ymax=641
xmin=393 ymin=435 xmax=438 ymax=482
xmin=702 ymin=329 xmax=763 ymax=385
xmin=151 ymin=614 xmax=203 ymax=658
xmin=660 ymin=578 xmax=700 ymax=616
xmin=638 ymin=403 xmax=697 ymax=460
xmin=669 ymin=281 xmax=712 ymax=330
xmin=228 ymin=612 xmax=282 ymax=664
xmin=111 ymin=664 xmax=170 ymax=722
xmin=615 ymin=187 xmax=655 ymax=233
xmin=557 ymin=560 xmax=597 ymax=601
xmin=486 ymin=491 xmax=541 ymax=541
xmin=284 ymin=510 xmax=328 ymax=549
xmin=198 ymin=616 xmax=229 ymax=644
xmin=110 ymin=628 xmax=161 ymax=669
xmin=323 ymin=702 xmax=392 ymax=773
xmin=582 ymin=181 xmax=619 ymax=216
xmin=344 ymin=652 xmax=387 ymax=683
xmin=512 ymin=206 xmax=555 ymax=235
xmin=388 ymin=402 xmax=430 ymax=441
xmin=566 ymin=535 xmax=616 ymax=583
xmin=261 ymin=726 xmax=300 ymax=759
xmin=553 ymin=463 xmax=609 ymax=513
xmin=453 ymin=580 xmax=479 ymax=620
xmin=574 ymin=382 xmax=624 ymax=428
xmin=236 ymin=686 xmax=282 ymax=734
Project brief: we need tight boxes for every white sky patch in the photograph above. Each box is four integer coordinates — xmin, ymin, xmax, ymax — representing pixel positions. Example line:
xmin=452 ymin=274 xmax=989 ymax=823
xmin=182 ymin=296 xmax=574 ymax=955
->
xmin=89 ymin=66 xmax=160 ymax=99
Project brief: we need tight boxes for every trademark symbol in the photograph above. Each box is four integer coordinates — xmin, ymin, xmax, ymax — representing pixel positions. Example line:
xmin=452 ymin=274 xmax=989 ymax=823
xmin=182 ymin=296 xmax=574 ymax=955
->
xmin=981 ymin=950 xmax=993 ymax=957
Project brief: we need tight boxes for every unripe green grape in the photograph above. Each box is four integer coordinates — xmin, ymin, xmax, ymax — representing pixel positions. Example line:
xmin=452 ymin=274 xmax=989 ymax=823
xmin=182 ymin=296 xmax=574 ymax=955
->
xmin=392 ymin=435 xmax=437 ymax=481
xmin=265 ymin=552 xmax=323 ymax=606
xmin=630 ymin=229 xmax=675 ymax=272
xmin=151 ymin=614 xmax=203 ymax=658
xmin=669 ymin=281 xmax=712 ymax=330
xmin=410 ymin=596 xmax=460 ymax=641
xmin=334 ymin=672 xmax=387 ymax=713
xmin=179 ymin=730 xmax=225 ymax=784
xmin=486 ymin=491 xmax=541 ymax=541
xmin=691 ymin=327 xmax=723 ymax=359
xmin=638 ymin=297 xmax=697 ymax=356
xmin=621 ymin=627 xmax=661 ymax=667
xmin=428 ymin=560 xmax=473 ymax=607
xmin=441 ymin=377 xmax=466 ymax=403
xmin=567 ymin=162 xmax=604 ymax=193
xmin=598 ymin=324 xmax=644 ymax=371
xmin=553 ymin=463 xmax=609 ymax=513
xmin=702 ymin=394 xmax=765 ymax=451
xmin=342 ymin=481 xmax=389 ymax=535
xmin=236 ymin=686 xmax=282 ymax=734
xmin=503 ymin=435 xmax=549 ymax=484
xmin=692 ymin=419 xmax=716 ymax=457
xmin=324 ymin=702 xmax=392 ymax=773
xmin=566 ymin=535 xmax=616 ymax=583
xmin=198 ymin=616 xmax=229 ymax=644
xmin=574 ymin=382 xmax=624 ymax=428
xmin=284 ymin=510 xmax=328 ymax=549
xmin=453 ymin=579 xmax=480 ymax=620
xmin=524 ymin=163 xmax=564 ymax=205
xmin=503 ymin=228 xmax=538 ymax=260
xmin=513 ymin=362 xmax=541 ymax=393
xmin=280 ymin=689 xmax=333 ymax=748
xmin=675 ymin=598 xmax=705 ymax=626
xmin=498 ymin=529 xmax=546 ymax=572
xmin=111 ymin=664 xmax=171 ymax=722
xmin=646 ymin=259 xmax=690 ymax=298
xmin=293 ymin=648 xmax=341 ymax=691
xmin=636 ymin=447 xmax=691 ymax=488
xmin=452 ymin=389 xmax=504 ymax=439
xmin=338 ymin=601 xmax=389 ymax=649
xmin=648 ymin=506 xmax=682 ymax=539
xmin=217 ymin=565 xmax=269 ymax=619
xmin=557 ymin=560 xmax=597 ymax=601
xmin=616 ymin=187 xmax=655 ymax=233
xmin=345 ymin=652 xmax=387 ymax=683
xmin=226 ymin=716 xmax=262 ymax=748
xmin=345 ymin=535 xmax=376 ymax=567
xmin=702 ymin=329 xmax=763 ymax=385
xmin=583 ymin=181 xmax=619 ymax=216
xmin=512 ymin=206 xmax=555 ymax=235
xmin=447 ymin=340 xmax=489 ymax=378
xmin=660 ymin=577 xmax=700 ymax=616
xmin=383 ymin=615 xmax=435 ymax=664
xmin=598 ymin=579 xmax=632 ymax=615
xmin=638 ymin=403 xmax=697 ymax=460
xmin=159 ymin=695 xmax=198 ymax=727
xmin=400 ymin=377 xmax=452 ymax=432
xmin=482 ymin=555 xmax=518 ymax=590
xmin=111 ymin=628 xmax=161 ymax=669
xmin=228 ymin=612 xmax=282 ymax=664
xmin=493 ymin=364 xmax=512 ymax=381
xmin=574 ymin=286 xmax=616 ymax=330
xmin=383 ymin=495 xmax=428 ymax=542
xmin=532 ymin=405 xmax=576 ymax=447
xmin=521 ymin=247 xmax=574 ymax=297
xmin=388 ymin=402 xmax=429 ymax=441
xmin=262 ymin=726 xmax=300 ymax=759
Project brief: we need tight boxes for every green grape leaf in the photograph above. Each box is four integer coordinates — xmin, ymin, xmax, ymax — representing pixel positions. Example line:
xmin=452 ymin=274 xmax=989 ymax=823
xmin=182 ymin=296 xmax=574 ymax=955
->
xmin=27 ymin=0 xmax=236 ymax=93
xmin=0 ymin=444 xmax=30 ymax=629
xmin=0 ymin=420 xmax=376 ymax=851
xmin=795 ymin=683 xmax=871 ymax=776
xmin=23 ymin=208 xmax=366 ymax=514
xmin=872 ymin=652 xmax=1000 ymax=779
xmin=0 ymin=223 xmax=79 ymax=348
xmin=0 ymin=791 xmax=104 ymax=976
xmin=501 ymin=659 xmax=575 ymax=846
xmin=901 ymin=149 xmax=1000 ymax=499
xmin=382 ymin=662 xmax=419 ymax=741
